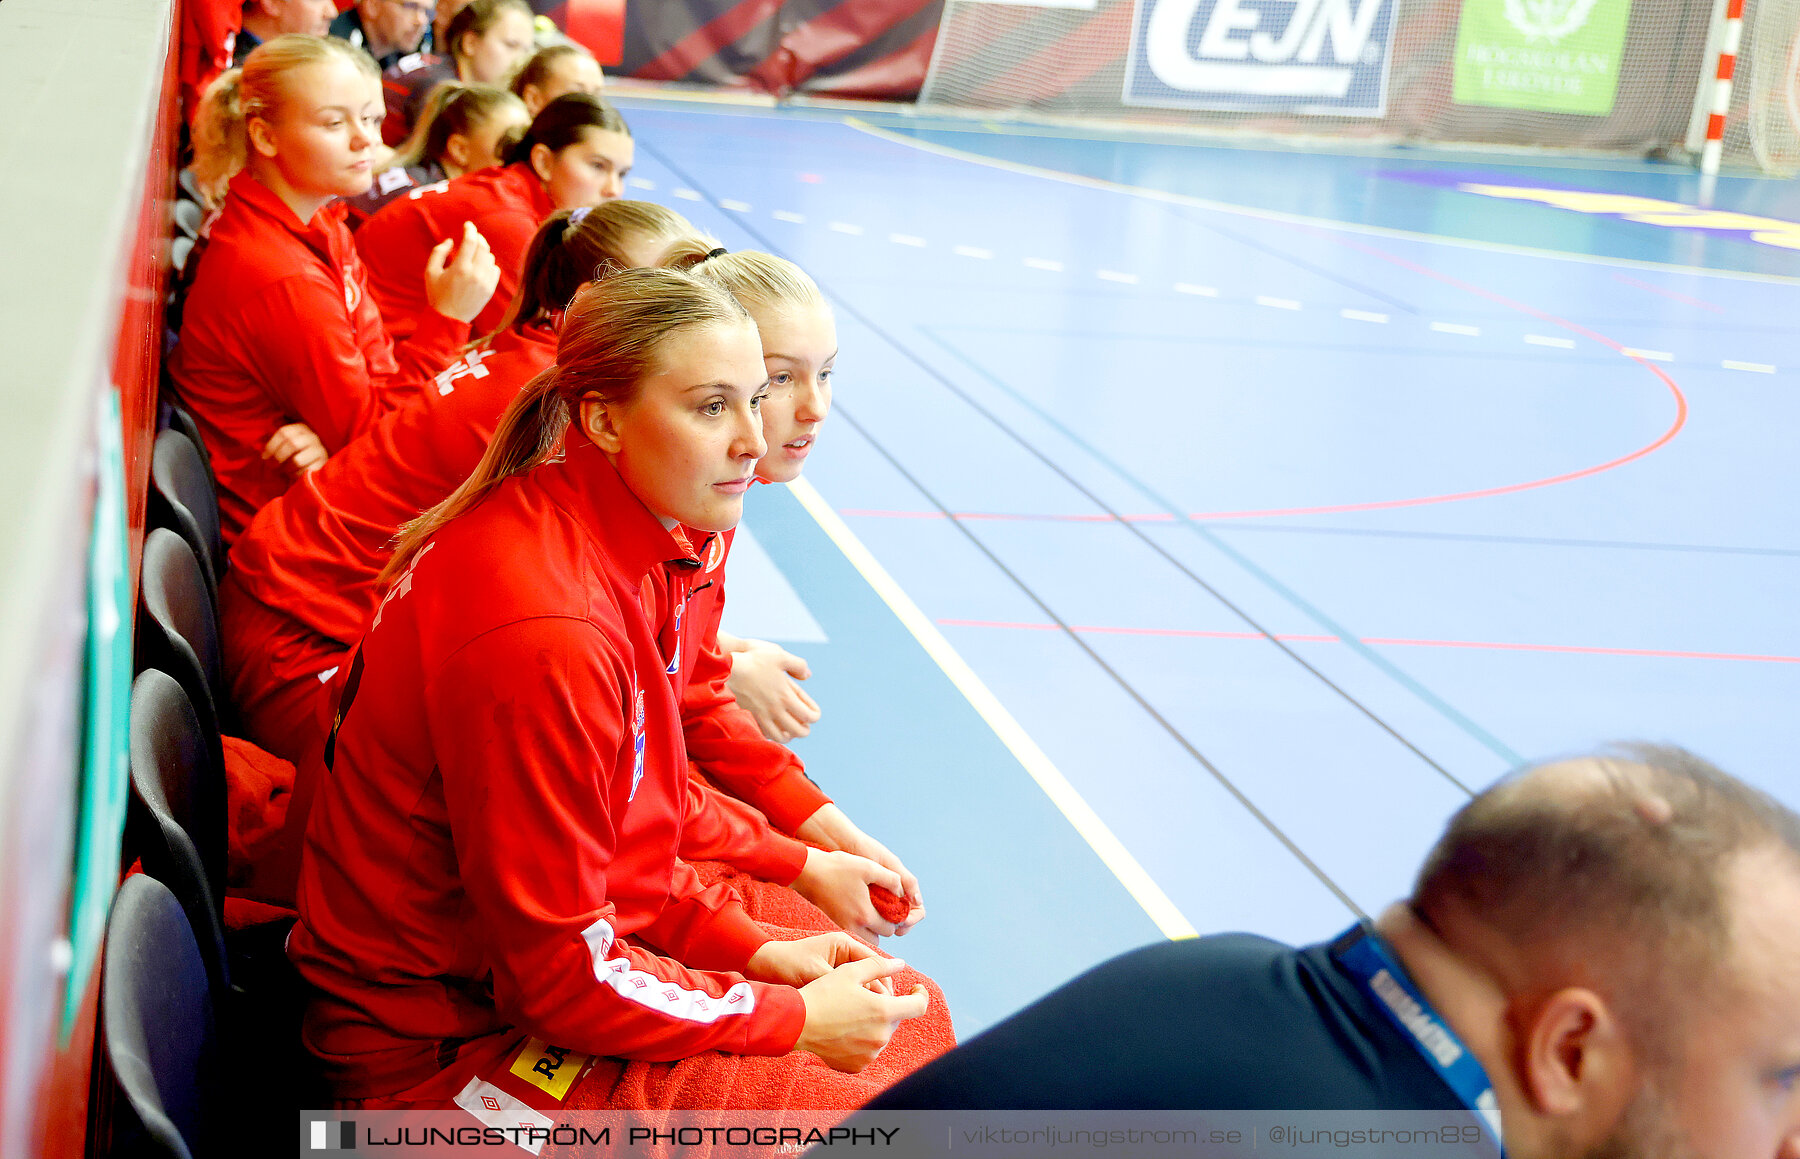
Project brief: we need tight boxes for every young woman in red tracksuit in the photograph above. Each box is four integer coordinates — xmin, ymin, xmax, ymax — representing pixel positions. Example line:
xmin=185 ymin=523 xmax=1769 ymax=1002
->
xmin=671 ymin=247 xmax=930 ymax=946
xmin=220 ymin=199 xmax=697 ymax=767
xmin=379 ymin=0 xmax=534 ymax=146
xmin=342 ymin=82 xmax=528 ymax=228
xmin=221 ymin=206 xmax=908 ymax=942
xmin=355 ymin=92 xmax=632 ymax=342
xmin=289 ymin=268 xmax=941 ymax=1111
xmin=169 ymin=35 xmax=500 ymax=546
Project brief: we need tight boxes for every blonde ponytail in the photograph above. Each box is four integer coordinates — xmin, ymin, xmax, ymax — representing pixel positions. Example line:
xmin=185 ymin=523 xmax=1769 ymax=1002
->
xmin=383 ymin=267 xmax=750 ymax=580
xmin=191 ymin=68 xmax=246 ymax=210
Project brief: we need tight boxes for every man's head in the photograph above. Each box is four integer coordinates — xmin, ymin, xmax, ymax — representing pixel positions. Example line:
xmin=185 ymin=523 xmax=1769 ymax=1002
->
xmin=356 ymin=0 xmax=433 ymax=60
xmin=1412 ymin=746 xmax=1800 ymax=1159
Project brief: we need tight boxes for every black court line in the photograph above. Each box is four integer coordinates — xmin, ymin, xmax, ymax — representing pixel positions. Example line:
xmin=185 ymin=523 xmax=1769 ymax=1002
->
xmin=639 ymin=136 xmax=1482 ymax=797
xmin=637 ymin=140 xmax=1482 ymax=912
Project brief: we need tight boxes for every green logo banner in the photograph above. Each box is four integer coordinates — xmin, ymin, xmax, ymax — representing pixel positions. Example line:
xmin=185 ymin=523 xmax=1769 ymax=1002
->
xmin=1452 ymin=0 xmax=1632 ymax=115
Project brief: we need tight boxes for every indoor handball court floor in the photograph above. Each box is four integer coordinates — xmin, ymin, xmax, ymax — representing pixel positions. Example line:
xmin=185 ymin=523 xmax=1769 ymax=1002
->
xmin=609 ymin=92 xmax=1800 ymax=1037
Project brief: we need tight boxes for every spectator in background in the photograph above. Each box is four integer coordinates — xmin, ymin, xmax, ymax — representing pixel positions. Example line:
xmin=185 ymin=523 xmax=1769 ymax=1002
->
xmin=869 ymin=745 xmax=1800 ymax=1159
xmin=510 ymin=42 xmax=603 ymax=117
xmin=235 ymin=0 xmax=338 ymax=65
xmin=330 ymin=0 xmax=433 ymax=71
xmin=356 ymin=93 xmax=631 ymax=340
xmin=379 ymin=0 xmax=533 ymax=145
xmin=430 ymin=0 xmax=474 ymax=54
xmin=343 ymin=82 xmax=527 ymax=227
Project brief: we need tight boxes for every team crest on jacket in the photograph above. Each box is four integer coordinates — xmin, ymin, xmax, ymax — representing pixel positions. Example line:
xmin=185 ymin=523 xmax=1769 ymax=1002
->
xmin=343 ymin=271 xmax=361 ymax=313
xmin=704 ymin=535 xmax=724 ymax=573
xmin=628 ymin=687 xmax=646 ymax=801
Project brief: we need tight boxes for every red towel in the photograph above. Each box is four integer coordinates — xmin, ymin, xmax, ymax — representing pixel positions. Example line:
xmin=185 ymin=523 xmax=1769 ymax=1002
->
xmin=223 ymin=734 xmax=295 ymax=897
xmin=555 ymin=922 xmax=956 ymax=1119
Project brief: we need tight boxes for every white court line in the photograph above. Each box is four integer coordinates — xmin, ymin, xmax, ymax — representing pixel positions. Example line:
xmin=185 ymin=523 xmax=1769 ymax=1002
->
xmin=673 ymin=188 xmax=703 ymax=201
xmin=953 ymin=245 xmax=994 ymax=259
xmin=1097 ymin=269 xmax=1140 ymax=284
xmin=787 ymin=477 xmax=1197 ymax=942
xmin=772 ymin=210 xmax=807 ymax=223
xmin=1723 ymin=359 xmax=1776 ymax=373
xmin=890 ymin=233 xmax=926 ymax=247
xmin=1024 ymin=257 xmax=1064 ymax=271
xmin=719 ymin=199 xmax=751 ymax=212
xmin=1432 ymin=322 xmax=1482 ymax=336
xmin=1525 ymin=334 xmax=1576 ymax=348
xmin=627 ymin=176 xmax=656 ymax=191
xmin=1621 ymin=347 xmax=1674 ymax=362
xmin=829 ymin=221 xmax=864 ymax=235
xmin=1174 ymin=282 xmax=1219 ymax=297
xmin=1256 ymin=295 xmax=1301 ymax=310
xmin=1341 ymin=308 xmax=1388 ymax=323
xmin=843 ymin=117 xmax=1800 ymax=285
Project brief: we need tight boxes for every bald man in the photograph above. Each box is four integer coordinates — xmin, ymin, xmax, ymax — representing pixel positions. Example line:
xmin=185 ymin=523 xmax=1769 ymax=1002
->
xmin=869 ymin=745 xmax=1800 ymax=1159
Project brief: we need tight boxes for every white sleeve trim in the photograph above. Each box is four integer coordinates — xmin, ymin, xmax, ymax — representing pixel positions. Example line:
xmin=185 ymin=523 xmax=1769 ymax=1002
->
xmin=454 ymin=1076 xmax=552 ymax=1154
xmin=581 ymin=917 xmax=757 ymax=1024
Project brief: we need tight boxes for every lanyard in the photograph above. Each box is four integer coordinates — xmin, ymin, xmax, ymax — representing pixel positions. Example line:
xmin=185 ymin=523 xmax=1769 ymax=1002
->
xmin=1331 ymin=922 xmax=1505 ymax=1154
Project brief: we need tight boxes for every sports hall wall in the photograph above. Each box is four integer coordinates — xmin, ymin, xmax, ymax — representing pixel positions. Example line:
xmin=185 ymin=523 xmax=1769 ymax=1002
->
xmin=0 ymin=1 xmax=177 ymax=1155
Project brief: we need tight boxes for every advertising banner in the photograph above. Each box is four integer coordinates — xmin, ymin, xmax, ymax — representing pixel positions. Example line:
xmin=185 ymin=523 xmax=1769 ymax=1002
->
xmin=1451 ymin=0 xmax=1633 ymax=115
xmin=1122 ymin=0 xmax=1400 ymax=116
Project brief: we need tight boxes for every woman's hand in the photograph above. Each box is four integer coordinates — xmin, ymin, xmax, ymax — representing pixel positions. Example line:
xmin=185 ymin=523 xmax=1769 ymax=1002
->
xmin=262 ymin=422 xmax=327 ymax=476
xmin=425 ymin=221 xmax=500 ymax=324
xmin=726 ymin=638 xmax=821 ymax=742
xmin=745 ymin=931 xmax=877 ymax=988
xmin=790 ymin=848 xmax=907 ymax=945
xmin=795 ymin=957 xmax=929 ymax=1073
xmin=797 ymin=804 xmax=925 ymax=935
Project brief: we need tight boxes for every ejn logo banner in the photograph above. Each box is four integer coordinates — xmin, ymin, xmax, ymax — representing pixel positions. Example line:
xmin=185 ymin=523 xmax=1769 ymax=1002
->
xmin=1123 ymin=0 xmax=1399 ymax=115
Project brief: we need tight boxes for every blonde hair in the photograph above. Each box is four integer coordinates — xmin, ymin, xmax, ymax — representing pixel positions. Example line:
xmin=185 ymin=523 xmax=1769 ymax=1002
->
xmin=486 ymin=200 xmax=709 ymax=337
xmin=391 ymin=81 xmax=525 ymax=171
xmin=190 ymin=35 xmax=380 ymax=209
xmin=383 ymin=268 xmax=751 ymax=580
xmin=675 ymin=247 xmax=828 ymax=321
xmin=509 ymin=43 xmax=595 ymax=99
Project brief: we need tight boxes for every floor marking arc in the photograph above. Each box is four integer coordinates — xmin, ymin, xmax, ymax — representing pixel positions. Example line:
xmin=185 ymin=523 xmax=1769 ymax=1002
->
xmin=787 ymin=478 xmax=1200 ymax=941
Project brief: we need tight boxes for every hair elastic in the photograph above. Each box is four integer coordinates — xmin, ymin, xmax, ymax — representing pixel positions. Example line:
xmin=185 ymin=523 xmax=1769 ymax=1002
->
xmin=705 ymin=247 xmax=728 ymax=260
xmin=568 ymin=206 xmax=592 ymax=226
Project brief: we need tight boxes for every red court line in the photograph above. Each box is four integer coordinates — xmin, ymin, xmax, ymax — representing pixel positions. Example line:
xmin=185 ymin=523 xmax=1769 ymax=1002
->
xmin=1261 ymin=231 xmax=1692 ymax=520
xmin=937 ymin=618 xmax=1800 ymax=664
xmin=1610 ymin=272 xmax=1726 ymax=314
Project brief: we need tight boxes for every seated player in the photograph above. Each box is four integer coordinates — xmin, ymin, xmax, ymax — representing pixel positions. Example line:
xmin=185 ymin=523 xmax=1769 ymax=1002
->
xmin=289 ymin=268 xmax=955 ymax=1113
xmin=342 ymin=82 xmax=526 ymax=227
xmin=169 ymin=34 xmax=497 ymax=546
xmin=671 ymin=247 xmax=925 ymax=942
xmin=378 ymin=0 xmax=533 ymax=145
xmin=510 ymin=42 xmax=603 ymax=117
xmin=222 ymin=200 xmax=703 ymax=767
xmin=356 ymin=92 xmax=631 ymax=340
xmin=870 ymin=744 xmax=1800 ymax=1159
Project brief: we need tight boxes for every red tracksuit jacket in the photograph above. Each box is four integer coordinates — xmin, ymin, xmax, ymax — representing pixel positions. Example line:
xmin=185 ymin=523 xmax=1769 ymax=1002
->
xmin=355 ymin=161 xmax=552 ymax=342
xmin=679 ymin=543 xmax=831 ymax=835
xmin=168 ymin=172 xmax=467 ymax=546
xmin=288 ymin=439 xmax=806 ymax=1097
xmin=221 ymin=318 xmax=818 ymax=874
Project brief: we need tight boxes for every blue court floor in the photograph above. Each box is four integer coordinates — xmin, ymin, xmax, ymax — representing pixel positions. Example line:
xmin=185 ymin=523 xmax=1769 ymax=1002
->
xmin=614 ymin=93 xmax=1800 ymax=1037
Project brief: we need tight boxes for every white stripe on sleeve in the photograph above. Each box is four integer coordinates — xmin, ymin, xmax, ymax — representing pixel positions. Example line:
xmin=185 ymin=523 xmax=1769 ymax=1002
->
xmin=581 ymin=917 xmax=756 ymax=1024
